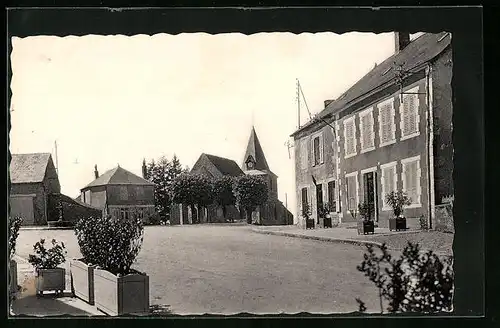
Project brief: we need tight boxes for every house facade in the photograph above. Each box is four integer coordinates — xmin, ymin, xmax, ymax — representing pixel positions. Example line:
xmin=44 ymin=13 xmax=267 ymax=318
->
xmin=9 ymin=153 xmax=61 ymax=225
xmin=292 ymin=32 xmax=453 ymax=229
xmin=80 ymin=164 xmax=156 ymax=222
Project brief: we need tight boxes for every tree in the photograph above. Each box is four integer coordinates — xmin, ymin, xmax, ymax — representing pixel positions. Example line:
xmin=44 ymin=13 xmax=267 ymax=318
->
xmin=233 ymin=175 xmax=269 ymax=224
xmin=212 ymin=176 xmax=236 ymax=222
xmin=171 ymin=174 xmax=213 ymax=224
xmin=145 ymin=155 xmax=189 ymax=222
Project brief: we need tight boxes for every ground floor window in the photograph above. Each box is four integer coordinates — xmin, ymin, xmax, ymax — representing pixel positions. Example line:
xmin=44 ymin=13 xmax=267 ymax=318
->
xmin=345 ymin=172 xmax=358 ymax=213
xmin=402 ymin=155 xmax=422 ymax=207
xmin=380 ymin=161 xmax=398 ymax=210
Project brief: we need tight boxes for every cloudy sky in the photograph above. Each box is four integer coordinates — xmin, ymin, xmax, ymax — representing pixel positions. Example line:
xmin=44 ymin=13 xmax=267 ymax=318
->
xmin=10 ymin=32 xmax=414 ymax=216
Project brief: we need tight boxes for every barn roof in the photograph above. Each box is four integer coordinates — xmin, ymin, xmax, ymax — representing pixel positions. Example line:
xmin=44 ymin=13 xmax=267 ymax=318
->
xmin=203 ymin=154 xmax=244 ymax=177
xmin=82 ymin=165 xmax=154 ymax=190
xmin=291 ymin=32 xmax=451 ymax=137
xmin=10 ymin=153 xmax=53 ymax=184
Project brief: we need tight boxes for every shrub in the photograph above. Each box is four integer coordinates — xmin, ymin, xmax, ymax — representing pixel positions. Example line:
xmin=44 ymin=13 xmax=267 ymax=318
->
xmin=233 ymin=175 xmax=269 ymax=224
xmin=419 ymin=215 xmax=429 ymax=230
xmin=357 ymin=202 xmax=372 ymax=221
xmin=75 ymin=215 xmax=144 ymax=276
xmin=356 ymin=242 xmax=454 ymax=313
xmin=28 ymin=239 xmax=67 ymax=270
xmin=384 ymin=191 xmax=412 ymax=217
xmin=9 ymin=216 xmax=23 ymax=259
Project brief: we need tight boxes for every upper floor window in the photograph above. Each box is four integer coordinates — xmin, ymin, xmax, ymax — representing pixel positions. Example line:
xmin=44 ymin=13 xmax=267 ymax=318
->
xmin=119 ymin=186 xmax=129 ymax=201
xmin=378 ymin=98 xmax=396 ymax=147
xmin=300 ymin=138 xmax=308 ymax=170
xmin=359 ymin=107 xmax=375 ymax=153
xmin=311 ymin=132 xmax=324 ymax=166
xmin=135 ymin=186 xmax=144 ymax=199
xmin=400 ymin=86 xmax=420 ymax=140
xmin=401 ymin=155 xmax=422 ymax=207
xmin=344 ymin=116 xmax=357 ymax=158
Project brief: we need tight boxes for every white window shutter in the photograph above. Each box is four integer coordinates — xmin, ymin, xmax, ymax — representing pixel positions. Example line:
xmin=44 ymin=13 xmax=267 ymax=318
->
xmin=320 ymin=134 xmax=324 ymax=164
xmin=403 ymin=96 xmax=411 ymax=136
xmin=409 ymin=95 xmax=417 ymax=133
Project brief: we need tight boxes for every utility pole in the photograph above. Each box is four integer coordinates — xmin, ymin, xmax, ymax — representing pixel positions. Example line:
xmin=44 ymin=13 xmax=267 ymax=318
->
xmin=54 ymin=140 xmax=59 ymax=175
xmin=297 ymin=78 xmax=301 ymax=129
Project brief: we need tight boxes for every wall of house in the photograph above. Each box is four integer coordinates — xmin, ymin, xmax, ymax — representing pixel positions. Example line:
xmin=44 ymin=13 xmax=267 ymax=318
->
xmin=10 ymin=183 xmax=47 ymax=225
xmin=106 ymin=184 xmax=155 ymax=206
xmin=431 ymin=47 xmax=454 ymax=205
xmin=81 ymin=185 xmax=107 ymax=209
xmin=294 ymin=124 xmax=337 ymax=226
xmin=43 ymin=158 xmax=61 ymax=194
xmin=337 ymin=78 xmax=430 ymax=228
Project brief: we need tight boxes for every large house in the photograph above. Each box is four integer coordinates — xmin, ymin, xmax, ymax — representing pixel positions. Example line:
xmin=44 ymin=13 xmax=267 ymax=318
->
xmin=291 ymin=32 xmax=453 ymax=230
xmin=9 ymin=153 xmax=61 ymax=225
xmin=80 ymin=164 xmax=156 ymax=221
xmin=171 ymin=127 xmax=293 ymax=225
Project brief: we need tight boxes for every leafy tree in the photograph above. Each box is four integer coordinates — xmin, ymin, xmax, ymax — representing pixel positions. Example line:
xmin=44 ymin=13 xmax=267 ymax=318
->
xmin=356 ymin=242 xmax=454 ymax=314
xmin=171 ymin=173 xmax=213 ymax=223
xmin=233 ymin=175 xmax=269 ymax=224
xmin=212 ymin=176 xmax=236 ymax=222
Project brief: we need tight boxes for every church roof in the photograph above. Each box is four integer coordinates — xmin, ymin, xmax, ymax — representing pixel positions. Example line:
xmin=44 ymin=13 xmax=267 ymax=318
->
xmin=242 ymin=126 xmax=270 ymax=171
xmin=82 ymin=165 xmax=154 ymax=190
xmin=204 ymin=154 xmax=244 ymax=177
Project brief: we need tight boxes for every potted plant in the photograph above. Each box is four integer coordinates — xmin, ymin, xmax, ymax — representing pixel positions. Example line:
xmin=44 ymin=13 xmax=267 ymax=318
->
xmin=385 ymin=191 xmax=412 ymax=231
xmin=302 ymin=203 xmax=314 ymax=229
xmin=9 ymin=216 xmax=23 ymax=299
xmin=357 ymin=202 xmax=375 ymax=235
xmin=321 ymin=203 xmax=333 ymax=228
xmin=28 ymin=239 xmax=67 ymax=296
xmin=71 ymin=216 xmax=99 ymax=305
xmin=92 ymin=214 xmax=149 ymax=316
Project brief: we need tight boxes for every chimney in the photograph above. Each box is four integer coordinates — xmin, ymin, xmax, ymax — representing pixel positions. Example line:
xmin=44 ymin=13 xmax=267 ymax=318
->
xmin=142 ymin=158 xmax=147 ymax=179
xmin=324 ymin=99 xmax=334 ymax=108
xmin=394 ymin=32 xmax=411 ymax=53
xmin=94 ymin=165 xmax=99 ymax=179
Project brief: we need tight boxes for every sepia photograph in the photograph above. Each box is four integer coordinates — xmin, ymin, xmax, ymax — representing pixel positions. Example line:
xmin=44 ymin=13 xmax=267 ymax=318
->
xmin=6 ymin=7 xmax=482 ymax=319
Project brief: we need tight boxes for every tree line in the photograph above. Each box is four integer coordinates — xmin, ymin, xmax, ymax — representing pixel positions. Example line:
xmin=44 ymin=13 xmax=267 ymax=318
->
xmin=144 ymin=155 xmax=269 ymax=224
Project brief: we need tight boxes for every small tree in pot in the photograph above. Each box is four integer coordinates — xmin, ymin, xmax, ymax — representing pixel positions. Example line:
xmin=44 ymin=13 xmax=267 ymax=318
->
xmin=8 ymin=216 xmax=23 ymax=300
xmin=321 ymin=203 xmax=333 ymax=228
xmin=385 ymin=191 xmax=412 ymax=231
xmin=91 ymin=214 xmax=149 ymax=316
xmin=357 ymin=202 xmax=375 ymax=235
xmin=302 ymin=202 xmax=314 ymax=229
xmin=28 ymin=239 xmax=67 ymax=296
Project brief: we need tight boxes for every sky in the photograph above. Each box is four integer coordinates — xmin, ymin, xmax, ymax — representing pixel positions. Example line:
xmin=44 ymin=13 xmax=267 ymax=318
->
xmin=9 ymin=32 xmax=416 ymax=218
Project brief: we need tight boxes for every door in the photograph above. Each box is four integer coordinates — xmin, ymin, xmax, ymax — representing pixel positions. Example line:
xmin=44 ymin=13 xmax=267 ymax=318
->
xmin=316 ymin=184 xmax=323 ymax=223
xmin=10 ymin=195 xmax=35 ymax=225
xmin=363 ymin=171 xmax=378 ymax=221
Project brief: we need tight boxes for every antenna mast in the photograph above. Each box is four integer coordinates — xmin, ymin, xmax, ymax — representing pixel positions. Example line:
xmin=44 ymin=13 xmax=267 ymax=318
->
xmin=296 ymin=78 xmax=301 ymax=129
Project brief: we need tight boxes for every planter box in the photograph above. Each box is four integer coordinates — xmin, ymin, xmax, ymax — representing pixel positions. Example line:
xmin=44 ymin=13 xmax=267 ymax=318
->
xmin=389 ymin=217 xmax=407 ymax=231
xmin=70 ymin=259 xmax=95 ymax=305
xmin=36 ymin=268 xmax=66 ymax=295
xmin=357 ymin=221 xmax=375 ymax=235
xmin=94 ymin=268 xmax=149 ymax=316
xmin=323 ymin=217 xmax=332 ymax=228
xmin=305 ymin=219 xmax=315 ymax=229
xmin=9 ymin=259 xmax=18 ymax=295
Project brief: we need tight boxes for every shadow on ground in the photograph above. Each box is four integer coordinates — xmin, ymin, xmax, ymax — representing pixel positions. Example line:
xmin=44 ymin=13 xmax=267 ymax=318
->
xmin=10 ymin=295 xmax=94 ymax=317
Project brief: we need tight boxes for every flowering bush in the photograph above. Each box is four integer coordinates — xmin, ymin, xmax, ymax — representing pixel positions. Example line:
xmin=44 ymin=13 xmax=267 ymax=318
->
xmin=9 ymin=216 xmax=23 ymax=259
xmin=355 ymin=242 xmax=454 ymax=313
xmin=75 ymin=215 xmax=144 ymax=276
xmin=28 ymin=239 xmax=67 ymax=270
xmin=385 ymin=191 xmax=412 ymax=217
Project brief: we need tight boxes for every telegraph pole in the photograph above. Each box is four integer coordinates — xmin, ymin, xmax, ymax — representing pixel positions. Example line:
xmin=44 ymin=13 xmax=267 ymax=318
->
xmin=297 ymin=78 xmax=301 ymax=129
xmin=54 ymin=140 xmax=59 ymax=175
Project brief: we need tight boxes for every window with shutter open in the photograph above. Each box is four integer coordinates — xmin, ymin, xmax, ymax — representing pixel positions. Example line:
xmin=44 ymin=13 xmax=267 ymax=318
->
xmin=381 ymin=161 xmax=398 ymax=210
xmin=401 ymin=156 xmax=421 ymax=207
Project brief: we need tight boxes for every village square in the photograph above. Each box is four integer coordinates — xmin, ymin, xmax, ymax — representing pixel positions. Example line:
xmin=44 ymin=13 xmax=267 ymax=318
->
xmin=8 ymin=31 xmax=455 ymax=316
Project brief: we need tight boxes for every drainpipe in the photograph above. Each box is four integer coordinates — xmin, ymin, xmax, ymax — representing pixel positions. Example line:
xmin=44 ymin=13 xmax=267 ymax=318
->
xmin=425 ymin=64 xmax=436 ymax=229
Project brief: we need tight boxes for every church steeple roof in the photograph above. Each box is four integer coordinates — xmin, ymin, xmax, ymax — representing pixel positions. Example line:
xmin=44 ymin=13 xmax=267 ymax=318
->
xmin=242 ymin=126 xmax=270 ymax=172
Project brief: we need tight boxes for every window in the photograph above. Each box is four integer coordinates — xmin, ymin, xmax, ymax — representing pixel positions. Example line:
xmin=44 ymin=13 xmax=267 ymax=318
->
xmin=401 ymin=156 xmax=422 ymax=207
xmin=380 ymin=161 xmax=398 ymax=210
xmin=400 ymin=88 xmax=420 ymax=139
xmin=359 ymin=107 xmax=375 ymax=152
xmin=136 ymin=186 xmax=144 ymax=199
xmin=345 ymin=172 xmax=358 ymax=212
xmin=300 ymin=139 xmax=308 ymax=169
xmin=327 ymin=180 xmax=337 ymax=212
xmin=311 ymin=132 xmax=324 ymax=166
xmin=344 ymin=116 xmax=357 ymax=158
xmin=378 ymin=98 xmax=396 ymax=147
xmin=119 ymin=186 xmax=129 ymax=200
xmin=301 ymin=187 xmax=309 ymax=214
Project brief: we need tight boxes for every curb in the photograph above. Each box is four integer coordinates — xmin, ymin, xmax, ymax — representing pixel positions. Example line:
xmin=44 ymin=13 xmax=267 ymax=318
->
xmin=251 ymin=229 xmax=384 ymax=248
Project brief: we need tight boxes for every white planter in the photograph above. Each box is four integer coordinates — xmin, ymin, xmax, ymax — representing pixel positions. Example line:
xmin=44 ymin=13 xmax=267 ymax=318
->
xmin=70 ymin=259 xmax=95 ymax=305
xmin=94 ymin=268 xmax=149 ymax=316
xmin=35 ymin=268 xmax=66 ymax=295
xmin=9 ymin=259 xmax=18 ymax=295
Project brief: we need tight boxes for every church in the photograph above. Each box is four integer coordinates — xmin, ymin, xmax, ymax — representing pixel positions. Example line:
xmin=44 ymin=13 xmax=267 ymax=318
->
xmin=170 ymin=126 xmax=293 ymax=225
